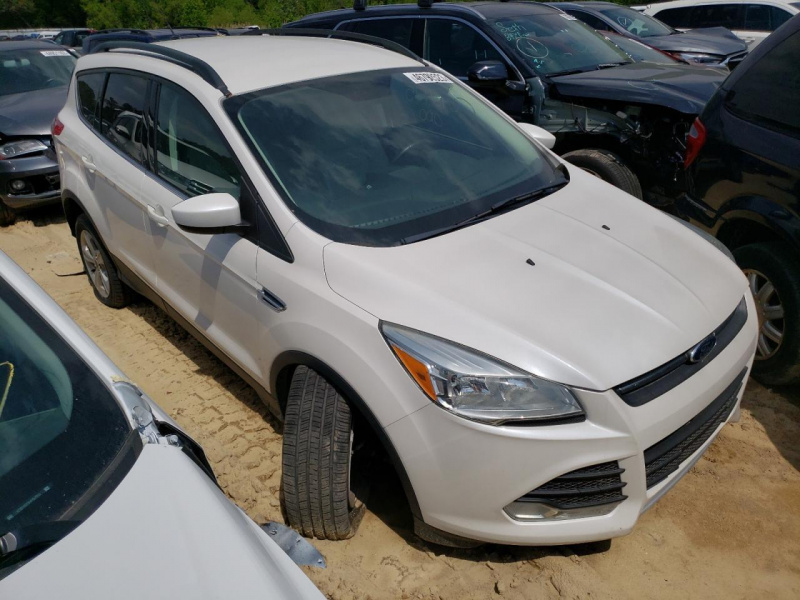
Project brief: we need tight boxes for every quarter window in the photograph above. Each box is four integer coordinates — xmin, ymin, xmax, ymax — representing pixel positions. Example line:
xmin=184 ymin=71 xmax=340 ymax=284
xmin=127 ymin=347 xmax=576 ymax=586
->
xmin=727 ymin=30 xmax=800 ymax=136
xmin=425 ymin=19 xmax=505 ymax=79
xmin=100 ymin=73 xmax=149 ymax=164
xmin=76 ymin=72 xmax=105 ymax=132
xmin=155 ymin=83 xmax=241 ymax=199
xmin=348 ymin=18 xmax=416 ymax=49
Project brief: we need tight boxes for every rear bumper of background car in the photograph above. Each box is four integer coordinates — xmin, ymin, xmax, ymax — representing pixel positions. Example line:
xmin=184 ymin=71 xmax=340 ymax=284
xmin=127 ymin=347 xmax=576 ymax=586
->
xmin=386 ymin=294 xmax=758 ymax=545
xmin=0 ymin=153 xmax=61 ymax=209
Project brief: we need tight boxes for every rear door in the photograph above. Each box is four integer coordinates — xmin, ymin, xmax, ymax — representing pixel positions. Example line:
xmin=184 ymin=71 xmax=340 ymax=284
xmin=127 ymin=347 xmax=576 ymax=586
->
xmin=71 ymin=71 xmax=156 ymax=286
xmin=140 ymin=80 xmax=262 ymax=382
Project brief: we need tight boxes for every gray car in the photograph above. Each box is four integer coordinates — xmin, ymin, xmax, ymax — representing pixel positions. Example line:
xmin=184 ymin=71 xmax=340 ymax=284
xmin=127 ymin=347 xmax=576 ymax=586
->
xmin=0 ymin=41 xmax=75 ymax=226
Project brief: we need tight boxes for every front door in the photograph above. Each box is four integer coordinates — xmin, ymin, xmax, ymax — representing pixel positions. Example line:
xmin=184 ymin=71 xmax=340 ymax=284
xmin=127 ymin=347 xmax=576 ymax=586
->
xmin=140 ymin=81 xmax=262 ymax=382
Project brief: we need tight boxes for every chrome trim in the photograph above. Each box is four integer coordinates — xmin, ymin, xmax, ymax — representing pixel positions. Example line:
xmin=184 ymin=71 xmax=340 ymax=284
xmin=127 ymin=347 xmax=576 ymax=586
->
xmin=259 ymin=287 xmax=286 ymax=312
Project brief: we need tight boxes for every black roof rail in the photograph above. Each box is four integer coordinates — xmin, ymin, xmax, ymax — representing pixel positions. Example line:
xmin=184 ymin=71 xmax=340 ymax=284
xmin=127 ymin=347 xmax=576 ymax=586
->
xmin=244 ymin=28 xmax=424 ymax=64
xmin=93 ymin=28 xmax=150 ymax=35
xmin=90 ymin=41 xmax=232 ymax=97
xmin=167 ymin=26 xmax=227 ymax=34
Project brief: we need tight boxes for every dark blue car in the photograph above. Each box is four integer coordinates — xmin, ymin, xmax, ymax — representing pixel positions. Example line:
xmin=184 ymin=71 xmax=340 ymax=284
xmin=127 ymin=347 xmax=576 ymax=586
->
xmin=81 ymin=28 xmax=221 ymax=54
xmin=680 ymin=15 xmax=800 ymax=386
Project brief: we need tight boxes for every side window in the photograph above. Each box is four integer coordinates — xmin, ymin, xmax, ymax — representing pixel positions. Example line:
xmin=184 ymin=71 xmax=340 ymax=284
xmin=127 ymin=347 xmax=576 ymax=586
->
xmin=727 ymin=30 xmax=800 ymax=136
xmin=743 ymin=4 xmax=771 ymax=30
xmin=425 ymin=19 xmax=506 ymax=79
xmin=348 ymin=18 xmax=416 ymax=49
xmin=567 ymin=10 xmax=613 ymax=32
xmin=74 ymin=32 xmax=89 ymax=47
xmin=770 ymin=7 xmax=793 ymax=29
xmin=101 ymin=73 xmax=149 ymax=164
xmin=53 ymin=32 xmax=64 ymax=44
xmin=689 ymin=4 xmax=742 ymax=29
xmin=155 ymin=83 xmax=241 ymax=199
xmin=76 ymin=72 xmax=105 ymax=132
xmin=654 ymin=7 xmax=693 ymax=28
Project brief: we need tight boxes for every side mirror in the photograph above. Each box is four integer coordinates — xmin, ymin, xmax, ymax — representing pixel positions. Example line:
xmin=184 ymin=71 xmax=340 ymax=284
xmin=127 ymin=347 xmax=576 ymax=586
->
xmin=114 ymin=124 xmax=130 ymax=139
xmin=172 ymin=192 xmax=242 ymax=230
xmin=516 ymin=122 xmax=556 ymax=150
xmin=467 ymin=60 xmax=509 ymax=84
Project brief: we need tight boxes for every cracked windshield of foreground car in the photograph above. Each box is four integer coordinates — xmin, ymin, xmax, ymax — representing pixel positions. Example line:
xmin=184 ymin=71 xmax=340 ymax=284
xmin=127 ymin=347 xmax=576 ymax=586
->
xmin=229 ymin=68 xmax=565 ymax=246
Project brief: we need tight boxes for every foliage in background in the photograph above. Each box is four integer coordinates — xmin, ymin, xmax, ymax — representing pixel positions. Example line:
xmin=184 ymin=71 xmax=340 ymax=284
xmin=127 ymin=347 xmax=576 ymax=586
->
xmin=1 ymin=0 xmax=642 ymax=30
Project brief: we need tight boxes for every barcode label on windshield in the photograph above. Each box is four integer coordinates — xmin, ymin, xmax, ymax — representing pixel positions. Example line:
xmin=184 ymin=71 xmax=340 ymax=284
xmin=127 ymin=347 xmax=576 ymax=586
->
xmin=404 ymin=72 xmax=452 ymax=84
xmin=41 ymin=50 xmax=70 ymax=57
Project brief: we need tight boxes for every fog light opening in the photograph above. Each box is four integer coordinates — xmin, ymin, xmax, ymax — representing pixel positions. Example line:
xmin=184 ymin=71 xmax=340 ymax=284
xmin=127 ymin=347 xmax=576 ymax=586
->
xmin=504 ymin=500 xmax=621 ymax=522
xmin=10 ymin=179 xmax=27 ymax=192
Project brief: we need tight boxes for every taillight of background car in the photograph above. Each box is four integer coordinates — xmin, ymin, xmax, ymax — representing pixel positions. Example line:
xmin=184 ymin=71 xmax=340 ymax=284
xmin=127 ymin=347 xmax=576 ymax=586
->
xmin=52 ymin=117 xmax=64 ymax=137
xmin=684 ymin=118 xmax=706 ymax=168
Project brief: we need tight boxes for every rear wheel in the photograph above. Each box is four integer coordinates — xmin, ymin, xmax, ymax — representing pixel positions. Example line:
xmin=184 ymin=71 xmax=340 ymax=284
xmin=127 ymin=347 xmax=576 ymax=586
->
xmin=0 ymin=200 xmax=16 ymax=227
xmin=281 ymin=366 xmax=365 ymax=540
xmin=562 ymin=149 xmax=643 ymax=200
xmin=75 ymin=215 xmax=133 ymax=309
xmin=734 ymin=242 xmax=800 ymax=386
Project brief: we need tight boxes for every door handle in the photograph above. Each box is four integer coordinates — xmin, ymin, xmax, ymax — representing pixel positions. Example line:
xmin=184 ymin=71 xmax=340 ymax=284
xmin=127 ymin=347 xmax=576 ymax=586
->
xmin=81 ymin=155 xmax=96 ymax=173
xmin=147 ymin=205 xmax=170 ymax=227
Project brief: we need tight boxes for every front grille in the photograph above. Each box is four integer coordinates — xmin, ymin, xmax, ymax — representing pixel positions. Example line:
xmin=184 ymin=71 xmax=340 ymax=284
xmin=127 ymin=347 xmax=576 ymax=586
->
xmin=518 ymin=461 xmax=627 ymax=510
xmin=645 ymin=368 xmax=746 ymax=489
xmin=615 ymin=297 xmax=747 ymax=407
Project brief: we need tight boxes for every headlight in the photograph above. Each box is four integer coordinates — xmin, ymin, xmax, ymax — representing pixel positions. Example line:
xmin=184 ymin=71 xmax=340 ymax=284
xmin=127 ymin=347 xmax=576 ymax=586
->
xmin=0 ymin=140 xmax=48 ymax=160
xmin=668 ymin=215 xmax=735 ymax=262
xmin=381 ymin=323 xmax=584 ymax=425
xmin=671 ymin=52 xmax=722 ymax=65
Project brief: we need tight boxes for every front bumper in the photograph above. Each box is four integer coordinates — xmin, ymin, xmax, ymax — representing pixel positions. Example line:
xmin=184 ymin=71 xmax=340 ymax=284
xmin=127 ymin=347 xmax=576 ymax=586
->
xmin=386 ymin=294 xmax=758 ymax=545
xmin=0 ymin=152 xmax=61 ymax=210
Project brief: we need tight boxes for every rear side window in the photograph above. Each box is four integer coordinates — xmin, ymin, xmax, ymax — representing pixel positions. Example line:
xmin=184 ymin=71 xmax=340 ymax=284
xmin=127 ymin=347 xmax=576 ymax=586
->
xmin=101 ymin=73 xmax=149 ymax=164
xmin=425 ymin=19 xmax=506 ymax=78
xmin=727 ymin=30 xmax=800 ymax=136
xmin=155 ymin=83 xmax=241 ymax=199
xmin=655 ymin=6 xmax=693 ymax=28
xmin=689 ymin=4 xmax=742 ymax=28
xmin=348 ymin=18 xmax=416 ymax=48
xmin=76 ymin=72 xmax=105 ymax=131
xmin=742 ymin=4 xmax=791 ymax=31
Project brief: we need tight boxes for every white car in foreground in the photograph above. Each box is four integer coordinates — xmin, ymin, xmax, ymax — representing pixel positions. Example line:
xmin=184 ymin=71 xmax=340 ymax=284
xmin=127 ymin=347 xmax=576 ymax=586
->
xmin=0 ymin=251 xmax=324 ymax=598
xmin=54 ymin=33 xmax=757 ymax=547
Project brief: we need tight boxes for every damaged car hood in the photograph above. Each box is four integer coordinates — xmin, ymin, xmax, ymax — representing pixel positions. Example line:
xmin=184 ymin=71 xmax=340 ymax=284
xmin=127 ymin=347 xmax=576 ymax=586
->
xmin=644 ymin=27 xmax=748 ymax=56
xmin=549 ymin=62 xmax=726 ymax=114
xmin=323 ymin=168 xmax=747 ymax=391
xmin=0 ymin=87 xmax=68 ymax=137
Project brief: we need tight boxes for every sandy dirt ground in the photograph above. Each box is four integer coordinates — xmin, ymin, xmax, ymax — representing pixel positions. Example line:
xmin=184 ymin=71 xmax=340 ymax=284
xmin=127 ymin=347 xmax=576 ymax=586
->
xmin=2 ymin=209 xmax=799 ymax=600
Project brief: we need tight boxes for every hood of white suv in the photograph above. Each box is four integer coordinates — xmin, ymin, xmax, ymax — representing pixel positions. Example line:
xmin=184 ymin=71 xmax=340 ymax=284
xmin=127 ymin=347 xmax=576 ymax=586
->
xmin=324 ymin=169 xmax=746 ymax=391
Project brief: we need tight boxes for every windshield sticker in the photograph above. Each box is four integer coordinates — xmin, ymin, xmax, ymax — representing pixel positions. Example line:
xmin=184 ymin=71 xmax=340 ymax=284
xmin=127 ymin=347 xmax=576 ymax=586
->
xmin=40 ymin=50 xmax=70 ymax=57
xmin=404 ymin=72 xmax=451 ymax=84
xmin=559 ymin=13 xmax=579 ymax=20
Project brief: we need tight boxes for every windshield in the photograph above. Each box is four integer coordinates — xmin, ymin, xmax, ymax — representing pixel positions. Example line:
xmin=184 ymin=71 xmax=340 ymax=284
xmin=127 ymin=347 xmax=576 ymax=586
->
xmin=0 ymin=48 xmax=76 ymax=97
xmin=0 ymin=279 xmax=137 ymax=576
xmin=597 ymin=7 xmax=675 ymax=38
xmin=490 ymin=14 xmax=631 ymax=76
xmin=227 ymin=68 xmax=565 ymax=246
xmin=606 ymin=33 xmax=678 ymax=64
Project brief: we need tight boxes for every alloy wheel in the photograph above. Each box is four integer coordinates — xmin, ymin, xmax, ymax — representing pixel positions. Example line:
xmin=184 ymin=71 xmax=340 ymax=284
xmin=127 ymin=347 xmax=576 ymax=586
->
xmin=746 ymin=268 xmax=785 ymax=360
xmin=80 ymin=230 xmax=111 ymax=299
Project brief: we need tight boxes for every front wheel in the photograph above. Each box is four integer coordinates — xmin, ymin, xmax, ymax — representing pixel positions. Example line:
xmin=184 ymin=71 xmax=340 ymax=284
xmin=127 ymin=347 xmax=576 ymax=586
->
xmin=281 ymin=366 xmax=365 ymax=540
xmin=562 ymin=148 xmax=643 ymax=200
xmin=734 ymin=242 xmax=800 ymax=386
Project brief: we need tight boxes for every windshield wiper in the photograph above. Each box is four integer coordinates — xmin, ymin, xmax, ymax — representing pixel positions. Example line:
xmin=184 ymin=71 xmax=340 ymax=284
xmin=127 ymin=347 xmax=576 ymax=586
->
xmin=0 ymin=521 xmax=80 ymax=562
xmin=399 ymin=179 xmax=568 ymax=245
xmin=596 ymin=62 xmax=630 ymax=69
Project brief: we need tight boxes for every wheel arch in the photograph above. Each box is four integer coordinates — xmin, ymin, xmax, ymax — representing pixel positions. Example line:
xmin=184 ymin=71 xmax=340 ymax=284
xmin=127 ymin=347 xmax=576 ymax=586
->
xmin=712 ymin=197 xmax=799 ymax=252
xmin=62 ymin=189 xmax=88 ymax=236
xmin=270 ymin=350 xmax=423 ymax=520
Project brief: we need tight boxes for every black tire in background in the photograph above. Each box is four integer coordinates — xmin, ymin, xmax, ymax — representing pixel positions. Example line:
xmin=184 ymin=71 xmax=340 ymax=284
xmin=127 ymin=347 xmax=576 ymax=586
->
xmin=0 ymin=200 xmax=16 ymax=227
xmin=282 ymin=366 xmax=365 ymax=540
xmin=734 ymin=241 xmax=800 ymax=386
xmin=562 ymin=148 xmax=644 ymax=200
xmin=74 ymin=214 xmax=134 ymax=309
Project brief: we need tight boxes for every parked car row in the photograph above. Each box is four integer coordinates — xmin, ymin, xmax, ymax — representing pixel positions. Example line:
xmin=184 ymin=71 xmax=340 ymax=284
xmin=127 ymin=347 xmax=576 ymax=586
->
xmin=0 ymin=0 xmax=796 ymax=590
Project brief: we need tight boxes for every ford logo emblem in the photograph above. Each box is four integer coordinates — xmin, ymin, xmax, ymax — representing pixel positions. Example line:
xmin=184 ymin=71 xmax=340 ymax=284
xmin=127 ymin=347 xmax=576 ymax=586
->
xmin=688 ymin=334 xmax=717 ymax=364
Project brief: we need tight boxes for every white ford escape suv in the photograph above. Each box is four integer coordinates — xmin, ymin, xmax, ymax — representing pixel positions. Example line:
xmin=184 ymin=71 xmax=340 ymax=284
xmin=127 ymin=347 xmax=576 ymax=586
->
xmin=54 ymin=33 xmax=757 ymax=547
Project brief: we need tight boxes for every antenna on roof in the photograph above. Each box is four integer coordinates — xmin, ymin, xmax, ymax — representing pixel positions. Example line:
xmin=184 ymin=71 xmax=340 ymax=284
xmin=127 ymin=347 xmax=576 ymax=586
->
xmin=353 ymin=0 xmax=367 ymax=11
xmin=166 ymin=23 xmax=176 ymax=37
xmin=418 ymin=0 xmax=443 ymax=7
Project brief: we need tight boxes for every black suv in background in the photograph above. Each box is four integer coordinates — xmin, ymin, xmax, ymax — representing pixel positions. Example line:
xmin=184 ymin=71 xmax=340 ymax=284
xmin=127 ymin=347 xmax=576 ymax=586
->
xmin=287 ymin=1 xmax=727 ymax=206
xmin=681 ymin=15 xmax=800 ymax=386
